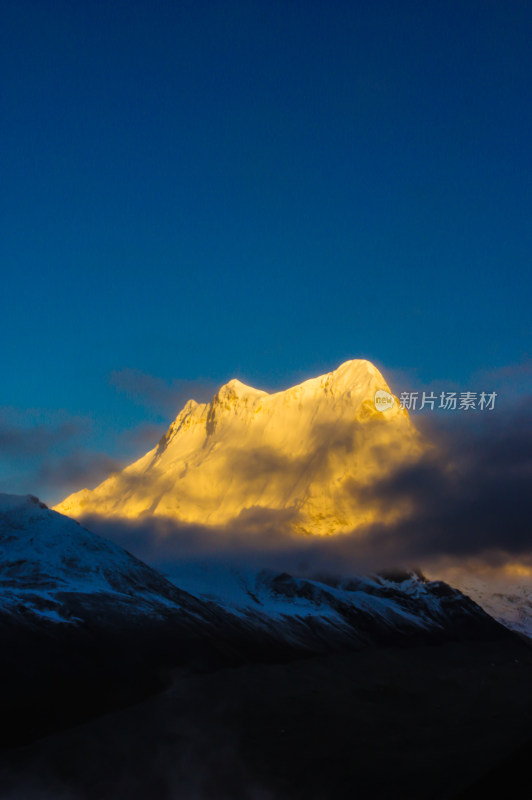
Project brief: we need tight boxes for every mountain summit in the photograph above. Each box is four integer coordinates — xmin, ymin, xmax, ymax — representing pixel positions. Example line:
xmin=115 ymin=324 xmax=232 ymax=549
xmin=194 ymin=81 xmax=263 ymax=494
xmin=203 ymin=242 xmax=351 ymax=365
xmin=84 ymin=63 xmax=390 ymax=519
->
xmin=55 ymin=360 xmax=423 ymax=534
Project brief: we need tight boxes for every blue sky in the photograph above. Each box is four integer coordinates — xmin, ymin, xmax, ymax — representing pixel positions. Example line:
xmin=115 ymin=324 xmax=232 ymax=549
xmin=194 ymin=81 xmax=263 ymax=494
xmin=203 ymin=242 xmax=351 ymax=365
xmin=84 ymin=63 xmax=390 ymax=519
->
xmin=1 ymin=0 xmax=531 ymax=502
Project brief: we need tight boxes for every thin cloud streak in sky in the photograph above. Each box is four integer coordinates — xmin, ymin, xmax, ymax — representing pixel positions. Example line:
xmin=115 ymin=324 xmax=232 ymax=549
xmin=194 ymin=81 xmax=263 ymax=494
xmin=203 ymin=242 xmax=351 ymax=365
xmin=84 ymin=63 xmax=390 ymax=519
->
xmin=109 ymin=369 xmax=216 ymax=417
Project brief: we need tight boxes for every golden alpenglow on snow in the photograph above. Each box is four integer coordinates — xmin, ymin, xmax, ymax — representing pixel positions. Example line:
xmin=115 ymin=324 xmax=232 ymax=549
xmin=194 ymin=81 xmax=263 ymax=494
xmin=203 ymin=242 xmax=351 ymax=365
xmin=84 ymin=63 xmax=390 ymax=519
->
xmin=55 ymin=360 xmax=425 ymax=535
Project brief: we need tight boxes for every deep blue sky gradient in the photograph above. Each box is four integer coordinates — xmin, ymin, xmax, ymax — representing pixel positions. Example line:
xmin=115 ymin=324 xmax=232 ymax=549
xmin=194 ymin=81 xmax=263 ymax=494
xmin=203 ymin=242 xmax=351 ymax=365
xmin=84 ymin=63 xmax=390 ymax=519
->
xmin=1 ymin=0 xmax=531 ymax=500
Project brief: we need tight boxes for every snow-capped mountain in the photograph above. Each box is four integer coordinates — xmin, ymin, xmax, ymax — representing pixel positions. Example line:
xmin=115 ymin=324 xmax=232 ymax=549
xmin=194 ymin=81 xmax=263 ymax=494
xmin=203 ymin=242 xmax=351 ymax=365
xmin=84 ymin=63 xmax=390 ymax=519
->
xmin=55 ymin=359 xmax=424 ymax=535
xmin=0 ymin=493 xmax=217 ymax=625
xmin=0 ymin=494 xmax=506 ymax=651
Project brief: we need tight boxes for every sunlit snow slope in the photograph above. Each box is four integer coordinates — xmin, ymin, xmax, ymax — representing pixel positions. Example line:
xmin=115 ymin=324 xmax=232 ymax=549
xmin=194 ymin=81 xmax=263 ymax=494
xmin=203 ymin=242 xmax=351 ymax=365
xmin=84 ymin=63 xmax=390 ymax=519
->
xmin=55 ymin=359 xmax=423 ymax=535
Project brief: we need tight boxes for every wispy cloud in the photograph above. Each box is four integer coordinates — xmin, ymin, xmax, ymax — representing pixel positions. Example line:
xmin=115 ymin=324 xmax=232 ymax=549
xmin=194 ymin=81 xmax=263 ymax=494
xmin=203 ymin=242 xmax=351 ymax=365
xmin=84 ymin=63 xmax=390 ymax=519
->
xmin=0 ymin=408 xmax=123 ymax=505
xmin=109 ymin=369 xmax=216 ymax=417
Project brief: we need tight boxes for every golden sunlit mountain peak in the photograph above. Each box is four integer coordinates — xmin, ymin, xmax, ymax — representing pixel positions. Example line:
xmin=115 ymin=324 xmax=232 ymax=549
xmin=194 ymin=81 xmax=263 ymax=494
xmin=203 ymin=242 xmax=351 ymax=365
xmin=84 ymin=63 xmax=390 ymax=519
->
xmin=54 ymin=359 xmax=423 ymax=535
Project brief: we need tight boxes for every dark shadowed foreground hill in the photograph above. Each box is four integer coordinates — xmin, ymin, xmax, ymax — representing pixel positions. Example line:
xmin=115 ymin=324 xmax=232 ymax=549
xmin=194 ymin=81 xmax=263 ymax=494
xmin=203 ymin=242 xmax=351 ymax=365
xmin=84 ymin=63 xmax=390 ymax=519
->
xmin=1 ymin=640 xmax=532 ymax=799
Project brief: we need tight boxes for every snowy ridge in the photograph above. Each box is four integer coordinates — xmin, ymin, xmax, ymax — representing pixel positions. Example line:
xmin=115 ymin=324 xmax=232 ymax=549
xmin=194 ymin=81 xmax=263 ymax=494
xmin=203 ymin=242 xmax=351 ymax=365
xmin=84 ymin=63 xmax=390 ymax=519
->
xmin=166 ymin=563 xmax=499 ymax=648
xmin=0 ymin=494 xmax=207 ymax=624
xmin=431 ymin=569 xmax=532 ymax=640
xmin=0 ymin=494 xmax=508 ymax=653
